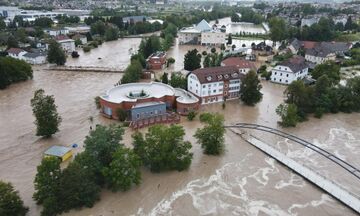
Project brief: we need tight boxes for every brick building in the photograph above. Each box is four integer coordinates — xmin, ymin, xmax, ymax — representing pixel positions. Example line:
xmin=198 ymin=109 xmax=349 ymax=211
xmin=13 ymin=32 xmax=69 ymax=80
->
xmin=146 ymin=52 xmax=167 ymax=70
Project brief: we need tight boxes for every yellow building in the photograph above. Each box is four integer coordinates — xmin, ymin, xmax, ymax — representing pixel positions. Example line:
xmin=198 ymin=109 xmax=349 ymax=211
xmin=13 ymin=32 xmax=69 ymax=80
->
xmin=44 ymin=146 xmax=73 ymax=162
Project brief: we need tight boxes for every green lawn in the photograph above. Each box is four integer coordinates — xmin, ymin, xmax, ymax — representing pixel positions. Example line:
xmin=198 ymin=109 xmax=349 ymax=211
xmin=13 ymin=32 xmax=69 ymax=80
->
xmin=335 ymin=33 xmax=360 ymax=42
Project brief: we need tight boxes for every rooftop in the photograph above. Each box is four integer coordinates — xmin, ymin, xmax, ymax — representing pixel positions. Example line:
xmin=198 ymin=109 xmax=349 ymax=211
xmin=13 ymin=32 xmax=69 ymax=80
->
xmin=7 ymin=48 xmax=25 ymax=55
xmin=44 ymin=146 xmax=72 ymax=157
xmin=175 ymin=88 xmax=199 ymax=104
xmin=101 ymin=82 xmax=175 ymax=104
xmin=279 ymin=56 xmax=308 ymax=72
xmin=191 ymin=66 xmax=243 ymax=84
xmin=221 ymin=57 xmax=256 ymax=70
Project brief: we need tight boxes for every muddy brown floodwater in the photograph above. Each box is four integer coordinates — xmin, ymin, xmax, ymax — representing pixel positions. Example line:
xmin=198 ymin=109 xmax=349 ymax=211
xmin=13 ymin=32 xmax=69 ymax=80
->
xmin=1 ymin=38 xmax=360 ymax=216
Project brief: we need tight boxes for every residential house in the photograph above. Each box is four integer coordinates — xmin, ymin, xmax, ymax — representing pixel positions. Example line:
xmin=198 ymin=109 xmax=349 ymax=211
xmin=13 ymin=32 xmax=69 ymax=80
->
xmin=55 ymin=35 xmax=75 ymax=54
xmin=187 ymin=66 xmax=244 ymax=104
xmin=271 ymin=56 xmax=309 ymax=85
xmin=221 ymin=57 xmax=256 ymax=74
xmin=146 ymin=52 xmax=167 ymax=70
xmin=22 ymin=52 xmax=47 ymax=65
xmin=7 ymin=48 xmax=27 ymax=59
xmin=123 ymin=16 xmax=147 ymax=24
xmin=72 ymin=34 xmax=87 ymax=45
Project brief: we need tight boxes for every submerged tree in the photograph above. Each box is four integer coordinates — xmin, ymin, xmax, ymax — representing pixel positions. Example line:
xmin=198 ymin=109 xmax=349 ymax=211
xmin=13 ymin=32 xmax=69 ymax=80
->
xmin=47 ymin=40 xmax=66 ymax=65
xmin=132 ymin=124 xmax=193 ymax=172
xmin=31 ymin=89 xmax=62 ymax=137
xmin=184 ymin=49 xmax=201 ymax=71
xmin=0 ymin=181 xmax=28 ymax=216
xmin=239 ymin=71 xmax=263 ymax=105
xmin=102 ymin=147 xmax=142 ymax=191
xmin=194 ymin=113 xmax=225 ymax=155
xmin=276 ymin=103 xmax=300 ymax=127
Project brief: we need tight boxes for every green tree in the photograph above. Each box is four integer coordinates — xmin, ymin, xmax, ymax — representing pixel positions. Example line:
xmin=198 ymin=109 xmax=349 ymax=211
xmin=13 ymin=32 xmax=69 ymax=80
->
xmin=161 ymin=72 xmax=169 ymax=84
xmin=58 ymin=162 xmax=101 ymax=211
xmin=33 ymin=157 xmax=62 ymax=215
xmin=227 ymin=34 xmax=232 ymax=45
xmin=169 ymin=72 xmax=187 ymax=89
xmin=31 ymin=89 xmax=62 ymax=137
xmin=138 ymin=35 xmax=161 ymax=58
xmin=269 ymin=17 xmax=288 ymax=45
xmin=34 ymin=17 xmax=53 ymax=28
xmin=132 ymin=125 xmax=193 ymax=172
xmin=187 ymin=111 xmax=197 ymax=121
xmin=311 ymin=61 xmax=340 ymax=85
xmin=194 ymin=113 xmax=225 ymax=155
xmin=203 ymin=55 xmax=211 ymax=68
xmin=184 ymin=49 xmax=201 ymax=71
xmin=276 ymin=103 xmax=300 ymax=127
xmin=131 ymin=53 xmax=146 ymax=68
xmin=90 ymin=20 xmax=106 ymax=35
xmin=120 ymin=60 xmax=143 ymax=84
xmin=115 ymin=108 xmax=127 ymax=121
xmin=0 ymin=57 xmax=33 ymax=89
xmin=239 ymin=71 xmax=263 ymax=105
xmin=0 ymin=181 xmax=28 ymax=216
xmin=7 ymin=35 xmax=19 ymax=49
xmin=102 ymin=147 xmax=142 ymax=191
xmin=0 ymin=19 xmax=5 ymax=31
xmin=105 ymin=25 xmax=119 ymax=41
xmin=84 ymin=124 xmax=124 ymax=168
xmin=47 ymin=40 xmax=66 ymax=65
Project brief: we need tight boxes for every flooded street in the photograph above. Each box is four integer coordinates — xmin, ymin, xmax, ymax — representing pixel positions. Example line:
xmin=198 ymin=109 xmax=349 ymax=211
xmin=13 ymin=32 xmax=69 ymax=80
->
xmin=0 ymin=37 xmax=359 ymax=216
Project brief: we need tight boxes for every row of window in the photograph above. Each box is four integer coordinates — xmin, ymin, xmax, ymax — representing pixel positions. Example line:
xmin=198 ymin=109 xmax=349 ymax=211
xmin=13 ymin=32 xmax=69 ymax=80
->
xmin=273 ymin=78 xmax=289 ymax=83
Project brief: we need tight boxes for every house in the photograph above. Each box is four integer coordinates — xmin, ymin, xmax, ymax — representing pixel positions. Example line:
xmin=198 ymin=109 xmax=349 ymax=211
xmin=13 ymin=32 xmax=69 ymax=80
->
xmin=271 ymin=56 xmax=309 ymax=85
xmin=22 ymin=52 xmax=47 ymax=65
xmin=55 ymin=35 xmax=75 ymax=54
xmin=72 ymin=34 xmax=87 ymax=45
xmin=305 ymin=42 xmax=351 ymax=64
xmin=146 ymin=51 xmax=167 ymax=70
xmin=187 ymin=66 xmax=244 ymax=104
xmin=252 ymin=41 xmax=273 ymax=55
xmin=44 ymin=28 xmax=69 ymax=37
xmin=7 ymin=48 xmax=27 ymax=59
xmin=221 ymin=57 xmax=256 ymax=74
xmin=301 ymin=17 xmax=319 ymax=28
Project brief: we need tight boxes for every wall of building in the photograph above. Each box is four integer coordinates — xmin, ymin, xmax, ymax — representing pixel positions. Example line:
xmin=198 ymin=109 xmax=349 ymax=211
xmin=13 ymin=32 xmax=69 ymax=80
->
xmin=271 ymin=66 xmax=308 ymax=85
xmin=130 ymin=103 xmax=166 ymax=121
xmin=305 ymin=54 xmax=336 ymax=64
xmin=201 ymin=32 xmax=226 ymax=46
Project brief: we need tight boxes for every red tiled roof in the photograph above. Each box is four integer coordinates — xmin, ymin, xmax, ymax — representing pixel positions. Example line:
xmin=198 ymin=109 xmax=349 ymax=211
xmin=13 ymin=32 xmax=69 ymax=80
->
xmin=191 ymin=66 xmax=243 ymax=84
xmin=301 ymin=41 xmax=317 ymax=49
xmin=54 ymin=35 xmax=70 ymax=41
xmin=7 ymin=48 xmax=25 ymax=55
xmin=221 ymin=57 xmax=256 ymax=70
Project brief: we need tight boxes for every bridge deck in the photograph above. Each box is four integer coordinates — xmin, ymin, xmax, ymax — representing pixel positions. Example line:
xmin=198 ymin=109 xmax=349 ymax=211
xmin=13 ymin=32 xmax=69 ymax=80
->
xmin=227 ymin=124 xmax=360 ymax=214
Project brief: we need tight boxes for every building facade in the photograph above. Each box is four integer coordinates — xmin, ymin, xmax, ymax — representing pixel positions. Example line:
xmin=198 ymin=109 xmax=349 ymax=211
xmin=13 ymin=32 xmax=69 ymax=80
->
xmin=271 ymin=56 xmax=309 ymax=85
xmin=221 ymin=57 xmax=256 ymax=74
xmin=187 ymin=66 xmax=243 ymax=104
xmin=99 ymin=82 xmax=199 ymax=121
xmin=55 ymin=35 xmax=76 ymax=54
xmin=146 ymin=52 xmax=167 ymax=70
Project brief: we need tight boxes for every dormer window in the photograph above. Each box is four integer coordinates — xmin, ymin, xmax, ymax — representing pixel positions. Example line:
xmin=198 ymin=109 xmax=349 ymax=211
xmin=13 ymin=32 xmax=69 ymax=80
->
xmin=232 ymin=73 xmax=238 ymax=78
xmin=207 ymin=76 xmax=212 ymax=81
xmin=217 ymin=75 xmax=223 ymax=80
xmin=224 ymin=74 xmax=229 ymax=79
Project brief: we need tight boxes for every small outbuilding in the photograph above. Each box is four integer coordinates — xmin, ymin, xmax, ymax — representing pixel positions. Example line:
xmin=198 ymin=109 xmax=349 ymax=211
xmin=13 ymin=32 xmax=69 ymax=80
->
xmin=44 ymin=146 xmax=73 ymax=162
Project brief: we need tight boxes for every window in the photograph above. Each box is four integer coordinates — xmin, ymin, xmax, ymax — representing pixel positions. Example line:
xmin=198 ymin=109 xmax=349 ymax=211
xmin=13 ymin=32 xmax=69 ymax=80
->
xmin=137 ymin=113 xmax=140 ymax=119
xmin=213 ymin=89 xmax=216 ymax=93
xmin=280 ymin=73 xmax=282 ymax=76
xmin=286 ymin=80 xmax=288 ymax=83
xmin=203 ymin=85 xmax=206 ymax=88
xmin=275 ymin=72 xmax=277 ymax=75
xmin=280 ymin=79 xmax=282 ymax=82
xmin=286 ymin=74 xmax=289 ymax=77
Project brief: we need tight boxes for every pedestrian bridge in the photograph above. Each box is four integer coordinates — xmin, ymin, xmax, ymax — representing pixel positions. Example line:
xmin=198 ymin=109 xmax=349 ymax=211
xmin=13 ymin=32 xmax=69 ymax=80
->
xmin=226 ymin=123 xmax=360 ymax=214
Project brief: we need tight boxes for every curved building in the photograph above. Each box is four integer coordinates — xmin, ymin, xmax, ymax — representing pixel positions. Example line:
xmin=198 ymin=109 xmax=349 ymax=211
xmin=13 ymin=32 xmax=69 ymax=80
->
xmin=99 ymin=82 xmax=199 ymax=120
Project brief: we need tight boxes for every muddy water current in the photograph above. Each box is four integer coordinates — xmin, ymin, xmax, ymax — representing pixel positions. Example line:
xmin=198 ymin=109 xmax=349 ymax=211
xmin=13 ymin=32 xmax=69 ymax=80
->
xmin=0 ymin=38 xmax=359 ymax=216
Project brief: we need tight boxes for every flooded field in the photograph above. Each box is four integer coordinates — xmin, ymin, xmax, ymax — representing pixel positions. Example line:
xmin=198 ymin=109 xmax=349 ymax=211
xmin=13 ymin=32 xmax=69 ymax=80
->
xmin=0 ymin=37 xmax=359 ymax=216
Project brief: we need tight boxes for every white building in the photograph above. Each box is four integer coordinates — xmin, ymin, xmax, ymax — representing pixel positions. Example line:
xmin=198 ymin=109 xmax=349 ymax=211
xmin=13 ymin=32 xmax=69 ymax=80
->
xmin=187 ymin=66 xmax=243 ymax=104
xmin=44 ymin=28 xmax=69 ymax=36
xmin=23 ymin=52 xmax=47 ymax=65
xmin=179 ymin=19 xmax=225 ymax=46
xmin=7 ymin=48 xmax=27 ymax=59
xmin=55 ymin=35 xmax=75 ymax=54
xmin=201 ymin=30 xmax=226 ymax=46
xmin=271 ymin=56 xmax=309 ymax=85
xmin=0 ymin=6 xmax=20 ymax=21
xmin=19 ymin=11 xmax=63 ymax=22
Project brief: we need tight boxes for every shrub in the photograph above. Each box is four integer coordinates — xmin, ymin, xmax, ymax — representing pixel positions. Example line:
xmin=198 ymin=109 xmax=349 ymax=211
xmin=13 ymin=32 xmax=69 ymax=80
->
xmin=187 ymin=111 xmax=196 ymax=121
xmin=83 ymin=46 xmax=91 ymax=52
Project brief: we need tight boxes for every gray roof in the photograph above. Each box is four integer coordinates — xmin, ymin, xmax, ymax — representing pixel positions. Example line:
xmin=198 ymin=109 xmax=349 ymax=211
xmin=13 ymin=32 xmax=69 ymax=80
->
xmin=23 ymin=52 xmax=46 ymax=58
xmin=279 ymin=56 xmax=308 ymax=73
xmin=44 ymin=146 xmax=71 ymax=157
xmin=191 ymin=66 xmax=243 ymax=84
xmin=195 ymin=19 xmax=212 ymax=32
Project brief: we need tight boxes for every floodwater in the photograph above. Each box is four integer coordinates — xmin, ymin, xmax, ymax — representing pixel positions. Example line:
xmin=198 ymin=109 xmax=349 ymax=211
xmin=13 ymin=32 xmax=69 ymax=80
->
xmin=0 ymin=37 xmax=359 ymax=216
